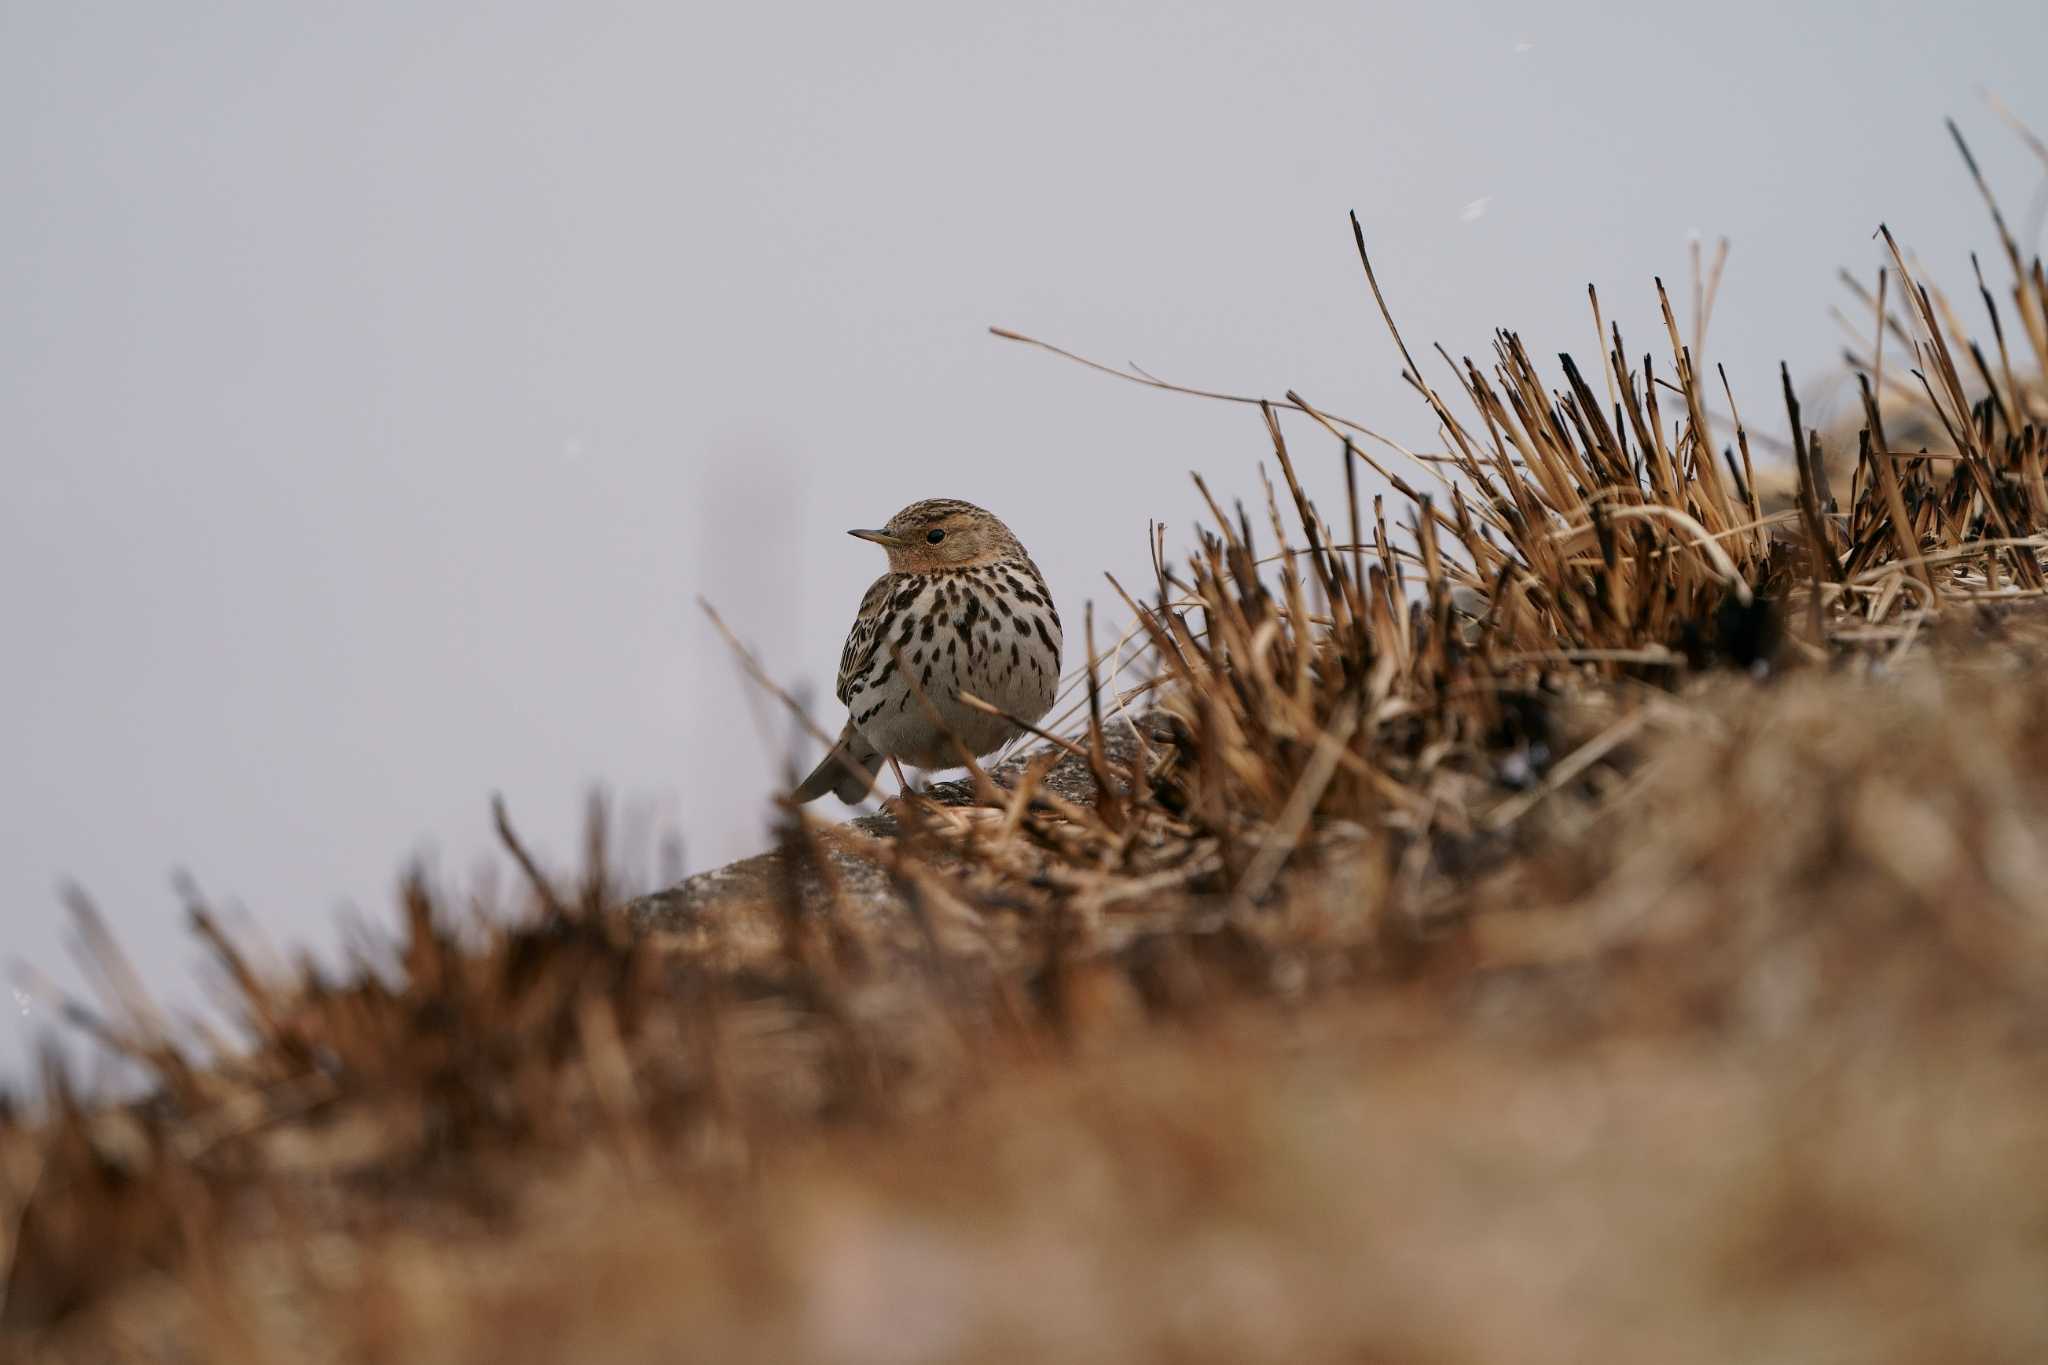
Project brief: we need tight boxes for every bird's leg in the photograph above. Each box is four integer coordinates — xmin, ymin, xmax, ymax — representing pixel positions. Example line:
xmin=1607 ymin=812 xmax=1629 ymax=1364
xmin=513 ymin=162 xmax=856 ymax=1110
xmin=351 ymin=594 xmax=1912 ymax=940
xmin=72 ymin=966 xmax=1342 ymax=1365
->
xmin=889 ymin=756 xmax=913 ymax=797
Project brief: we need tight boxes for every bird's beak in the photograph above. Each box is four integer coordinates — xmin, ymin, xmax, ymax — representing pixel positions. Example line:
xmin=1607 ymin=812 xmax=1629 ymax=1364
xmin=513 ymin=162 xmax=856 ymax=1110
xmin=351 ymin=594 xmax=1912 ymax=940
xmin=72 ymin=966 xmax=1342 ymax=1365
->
xmin=848 ymin=528 xmax=908 ymax=548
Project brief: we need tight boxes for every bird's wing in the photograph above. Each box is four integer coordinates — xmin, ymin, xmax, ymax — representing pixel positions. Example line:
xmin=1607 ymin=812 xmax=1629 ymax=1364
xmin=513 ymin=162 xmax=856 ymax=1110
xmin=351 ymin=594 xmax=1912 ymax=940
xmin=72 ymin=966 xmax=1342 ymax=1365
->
xmin=835 ymin=572 xmax=902 ymax=706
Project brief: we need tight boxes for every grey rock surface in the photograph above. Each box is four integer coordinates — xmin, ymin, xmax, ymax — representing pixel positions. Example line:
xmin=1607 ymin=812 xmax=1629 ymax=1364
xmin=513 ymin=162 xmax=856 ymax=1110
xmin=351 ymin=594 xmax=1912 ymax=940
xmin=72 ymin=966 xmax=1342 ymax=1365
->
xmin=625 ymin=711 xmax=1170 ymax=934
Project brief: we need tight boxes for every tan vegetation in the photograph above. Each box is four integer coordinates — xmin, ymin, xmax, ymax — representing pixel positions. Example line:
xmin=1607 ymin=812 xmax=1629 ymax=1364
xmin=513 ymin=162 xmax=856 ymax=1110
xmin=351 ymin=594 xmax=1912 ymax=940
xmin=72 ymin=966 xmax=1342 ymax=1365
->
xmin=8 ymin=117 xmax=2048 ymax=1362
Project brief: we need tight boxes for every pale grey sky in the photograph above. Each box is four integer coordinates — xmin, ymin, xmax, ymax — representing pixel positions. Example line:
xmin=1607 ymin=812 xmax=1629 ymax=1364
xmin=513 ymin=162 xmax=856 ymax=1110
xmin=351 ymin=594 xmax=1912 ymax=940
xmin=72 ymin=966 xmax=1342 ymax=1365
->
xmin=4 ymin=0 xmax=2044 ymax=1076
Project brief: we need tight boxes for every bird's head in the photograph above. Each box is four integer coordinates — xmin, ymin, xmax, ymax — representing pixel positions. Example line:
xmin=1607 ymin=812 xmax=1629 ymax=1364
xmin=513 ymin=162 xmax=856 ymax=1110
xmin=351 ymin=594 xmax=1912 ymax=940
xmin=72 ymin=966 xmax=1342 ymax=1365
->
xmin=848 ymin=499 xmax=1023 ymax=572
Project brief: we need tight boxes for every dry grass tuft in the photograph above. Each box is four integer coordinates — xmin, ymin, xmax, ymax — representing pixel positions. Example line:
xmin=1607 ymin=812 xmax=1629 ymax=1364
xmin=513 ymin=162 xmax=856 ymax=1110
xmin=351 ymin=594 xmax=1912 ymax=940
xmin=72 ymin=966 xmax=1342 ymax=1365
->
xmin=10 ymin=114 xmax=2048 ymax=1362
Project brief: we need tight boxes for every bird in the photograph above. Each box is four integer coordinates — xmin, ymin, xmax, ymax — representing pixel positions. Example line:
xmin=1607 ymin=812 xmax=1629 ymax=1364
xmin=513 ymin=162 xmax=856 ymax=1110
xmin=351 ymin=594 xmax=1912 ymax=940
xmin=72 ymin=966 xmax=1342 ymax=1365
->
xmin=793 ymin=498 xmax=1063 ymax=804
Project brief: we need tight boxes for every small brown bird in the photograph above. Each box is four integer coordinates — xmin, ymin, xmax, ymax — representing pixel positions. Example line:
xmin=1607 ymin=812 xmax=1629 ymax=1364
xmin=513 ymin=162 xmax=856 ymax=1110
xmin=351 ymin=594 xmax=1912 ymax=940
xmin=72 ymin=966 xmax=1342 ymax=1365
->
xmin=793 ymin=499 xmax=1063 ymax=804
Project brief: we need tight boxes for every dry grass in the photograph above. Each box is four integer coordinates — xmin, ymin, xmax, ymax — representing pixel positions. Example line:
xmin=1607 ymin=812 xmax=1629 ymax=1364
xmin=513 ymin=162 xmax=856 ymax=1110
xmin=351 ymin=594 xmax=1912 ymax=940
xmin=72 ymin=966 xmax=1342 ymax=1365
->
xmin=9 ymin=116 xmax=2048 ymax=1362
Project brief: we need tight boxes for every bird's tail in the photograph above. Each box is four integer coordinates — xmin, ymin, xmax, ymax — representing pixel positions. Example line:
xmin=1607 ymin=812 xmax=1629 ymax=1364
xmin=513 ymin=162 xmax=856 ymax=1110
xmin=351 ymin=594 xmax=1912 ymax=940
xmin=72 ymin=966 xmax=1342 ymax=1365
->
xmin=792 ymin=724 xmax=885 ymax=804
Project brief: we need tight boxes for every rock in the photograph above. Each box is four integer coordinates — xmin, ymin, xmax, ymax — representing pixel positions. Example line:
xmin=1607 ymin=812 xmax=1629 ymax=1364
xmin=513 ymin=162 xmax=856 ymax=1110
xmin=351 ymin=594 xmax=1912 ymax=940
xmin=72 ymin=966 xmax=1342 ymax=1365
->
xmin=624 ymin=710 xmax=1171 ymax=934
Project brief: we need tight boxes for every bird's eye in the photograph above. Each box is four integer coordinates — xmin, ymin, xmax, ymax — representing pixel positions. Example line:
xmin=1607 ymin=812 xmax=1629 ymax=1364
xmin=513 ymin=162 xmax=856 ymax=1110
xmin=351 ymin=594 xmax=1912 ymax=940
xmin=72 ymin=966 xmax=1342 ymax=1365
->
xmin=926 ymin=528 xmax=946 ymax=544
